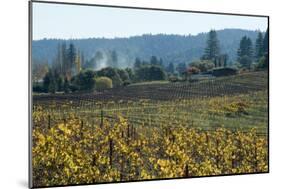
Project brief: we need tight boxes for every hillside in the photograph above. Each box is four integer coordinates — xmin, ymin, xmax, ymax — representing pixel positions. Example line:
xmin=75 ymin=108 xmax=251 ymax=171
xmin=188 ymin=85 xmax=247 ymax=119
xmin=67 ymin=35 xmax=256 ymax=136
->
xmin=34 ymin=71 xmax=268 ymax=102
xmin=32 ymin=29 xmax=261 ymax=67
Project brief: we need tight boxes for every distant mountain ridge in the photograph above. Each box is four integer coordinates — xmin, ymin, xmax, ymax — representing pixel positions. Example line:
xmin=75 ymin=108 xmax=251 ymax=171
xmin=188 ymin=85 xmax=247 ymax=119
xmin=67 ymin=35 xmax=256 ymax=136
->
xmin=32 ymin=29 xmax=261 ymax=67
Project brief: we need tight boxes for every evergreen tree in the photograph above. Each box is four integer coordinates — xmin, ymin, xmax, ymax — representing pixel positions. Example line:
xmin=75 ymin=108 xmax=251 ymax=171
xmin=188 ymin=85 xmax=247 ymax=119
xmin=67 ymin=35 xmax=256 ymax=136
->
xmin=202 ymin=30 xmax=220 ymax=60
xmin=166 ymin=62 xmax=175 ymax=73
xmin=261 ymin=28 xmax=269 ymax=69
xmin=237 ymin=36 xmax=254 ymax=68
xmin=263 ymin=28 xmax=269 ymax=54
xmin=215 ymin=54 xmax=228 ymax=68
xmin=159 ymin=58 xmax=163 ymax=66
xmin=61 ymin=42 xmax=67 ymax=77
xmin=135 ymin=65 xmax=166 ymax=81
xmin=53 ymin=43 xmax=62 ymax=75
xmin=109 ymin=50 xmax=118 ymax=68
xmin=43 ymin=71 xmax=57 ymax=93
xmin=255 ymin=32 xmax=264 ymax=60
xmin=150 ymin=56 xmax=158 ymax=65
xmin=43 ymin=72 xmax=51 ymax=92
xmin=223 ymin=54 xmax=228 ymax=67
xmin=237 ymin=36 xmax=253 ymax=59
xmin=53 ymin=70 xmax=63 ymax=91
xmin=134 ymin=57 xmax=142 ymax=69
xmin=67 ymin=43 xmax=76 ymax=79
xmin=48 ymin=79 xmax=57 ymax=94
xmin=81 ymin=51 xmax=85 ymax=68
xmin=63 ymin=77 xmax=70 ymax=94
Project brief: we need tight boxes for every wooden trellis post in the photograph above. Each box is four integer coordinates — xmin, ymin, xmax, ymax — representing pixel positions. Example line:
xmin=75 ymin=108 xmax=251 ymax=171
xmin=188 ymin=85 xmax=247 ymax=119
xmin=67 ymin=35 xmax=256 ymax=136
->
xmin=109 ymin=139 xmax=113 ymax=168
xmin=48 ymin=114 xmax=51 ymax=129
xmin=216 ymin=138 xmax=219 ymax=168
xmin=184 ymin=164 xmax=189 ymax=177
xmin=100 ymin=104 xmax=104 ymax=128
xmin=127 ymin=124 xmax=130 ymax=139
xmin=80 ymin=120 xmax=84 ymax=138
xmin=254 ymin=135 xmax=258 ymax=172
xmin=121 ymin=129 xmax=124 ymax=138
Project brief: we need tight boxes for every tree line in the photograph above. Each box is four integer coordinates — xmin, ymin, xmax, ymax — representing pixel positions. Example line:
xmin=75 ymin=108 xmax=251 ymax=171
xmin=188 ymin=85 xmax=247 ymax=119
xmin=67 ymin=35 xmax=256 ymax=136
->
xmin=33 ymin=47 xmax=169 ymax=93
xmin=33 ymin=29 xmax=262 ymax=68
xmin=33 ymin=28 xmax=269 ymax=94
xmin=176 ymin=28 xmax=268 ymax=77
xmin=237 ymin=28 xmax=269 ymax=70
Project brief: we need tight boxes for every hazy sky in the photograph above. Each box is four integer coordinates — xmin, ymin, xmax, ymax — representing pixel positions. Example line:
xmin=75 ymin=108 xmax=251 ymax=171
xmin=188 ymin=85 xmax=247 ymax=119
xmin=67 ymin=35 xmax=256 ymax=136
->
xmin=32 ymin=2 xmax=268 ymax=40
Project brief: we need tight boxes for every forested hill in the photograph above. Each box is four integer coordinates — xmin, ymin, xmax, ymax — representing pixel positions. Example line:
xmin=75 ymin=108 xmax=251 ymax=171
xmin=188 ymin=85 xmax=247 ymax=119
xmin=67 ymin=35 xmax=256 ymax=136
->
xmin=32 ymin=29 xmax=260 ymax=67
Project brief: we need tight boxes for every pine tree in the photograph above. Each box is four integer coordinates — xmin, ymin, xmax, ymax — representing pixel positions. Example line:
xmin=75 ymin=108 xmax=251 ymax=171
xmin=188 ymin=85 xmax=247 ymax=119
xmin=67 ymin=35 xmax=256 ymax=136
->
xmin=81 ymin=51 xmax=85 ymax=69
xmin=109 ymin=50 xmax=118 ymax=68
xmin=61 ymin=42 xmax=67 ymax=77
xmin=237 ymin=36 xmax=254 ymax=68
xmin=159 ymin=58 xmax=163 ymax=66
xmin=263 ymin=28 xmax=269 ymax=54
xmin=134 ymin=58 xmax=142 ymax=69
xmin=43 ymin=71 xmax=57 ymax=93
xmin=66 ymin=43 xmax=76 ymax=79
xmin=53 ymin=43 xmax=62 ymax=75
xmin=255 ymin=32 xmax=264 ymax=60
xmin=237 ymin=36 xmax=253 ymax=58
xmin=150 ymin=56 xmax=158 ymax=65
xmin=63 ymin=77 xmax=70 ymax=94
xmin=166 ymin=62 xmax=175 ymax=73
xmin=202 ymin=30 xmax=220 ymax=60
xmin=43 ymin=72 xmax=51 ymax=92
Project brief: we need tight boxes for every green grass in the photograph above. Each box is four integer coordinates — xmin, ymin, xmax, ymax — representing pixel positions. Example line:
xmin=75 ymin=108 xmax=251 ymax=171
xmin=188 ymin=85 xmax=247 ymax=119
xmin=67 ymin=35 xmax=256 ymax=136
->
xmin=33 ymin=71 xmax=268 ymax=136
xmin=34 ymin=90 xmax=268 ymax=136
xmin=128 ymin=80 xmax=170 ymax=86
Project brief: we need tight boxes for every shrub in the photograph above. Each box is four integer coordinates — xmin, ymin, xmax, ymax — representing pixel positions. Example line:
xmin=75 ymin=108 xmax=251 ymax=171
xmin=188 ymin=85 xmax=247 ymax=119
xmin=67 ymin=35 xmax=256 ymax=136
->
xmin=255 ymin=55 xmax=268 ymax=70
xmin=117 ymin=69 xmax=130 ymax=82
xmin=95 ymin=77 xmax=113 ymax=90
xmin=135 ymin=65 xmax=167 ymax=81
xmin=239 ymin=55 xmax=252 ymax=69
xmin=71 ymin=69 xmax=96 ymax=91
xmin=123 ymin=80 xmax=131 ymax=86
xmin=189 ymin=60 xmax=215 ymax=72
xmin=97 ymin=67 xmax=123 ymax=87
xmin=212 ymin=67 xmax=237 ymax=77
xmin=224 ymin=101 xmax=249 ymax=117
xmin=187 ymin=66 xmax=200 ymax=75
xmin=32 ymin=83 xmax=46 ymax=93
xmin=168 ymin=75 xmax=180 ymax=83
